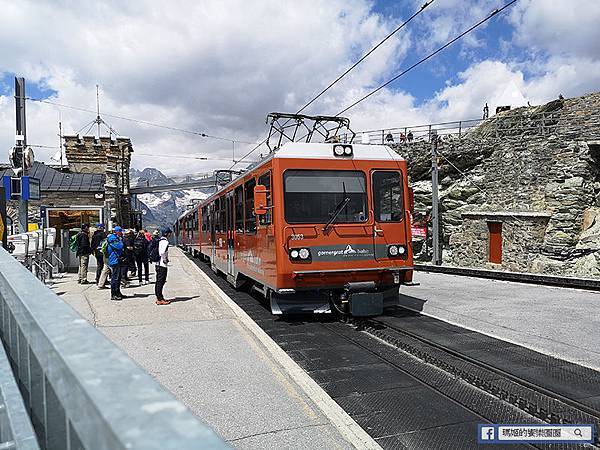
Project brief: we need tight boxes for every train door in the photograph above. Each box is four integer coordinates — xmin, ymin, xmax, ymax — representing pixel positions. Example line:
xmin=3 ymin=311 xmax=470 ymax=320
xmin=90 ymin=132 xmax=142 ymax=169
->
xmin=371 ymin=170 xmax=405 ymax=260
xmin=226 ymin=192 xmax=235 ymax=275
xmin=210 ymin=203 xmax=217 ymax=263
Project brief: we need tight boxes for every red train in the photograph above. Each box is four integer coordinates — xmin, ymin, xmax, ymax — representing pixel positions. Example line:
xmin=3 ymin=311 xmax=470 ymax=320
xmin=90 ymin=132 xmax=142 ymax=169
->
xmin=176 ymin=141 xmax=414 ymax=316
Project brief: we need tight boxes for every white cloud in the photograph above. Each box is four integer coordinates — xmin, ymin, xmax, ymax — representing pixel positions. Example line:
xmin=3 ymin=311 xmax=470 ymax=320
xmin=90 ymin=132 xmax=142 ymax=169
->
xmin=0 ymin=0 xmax=414 ymax=175
xmin=420 ymin=0 xmax=600 ymax=121
xmin=0 ymin=0 xmax=599 ymax=178
xmin=509 ymin=0 xmax=600 ymax=60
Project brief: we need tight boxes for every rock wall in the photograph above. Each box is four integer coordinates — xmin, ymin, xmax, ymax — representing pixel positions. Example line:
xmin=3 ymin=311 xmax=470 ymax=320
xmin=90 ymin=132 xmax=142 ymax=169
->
xmin=393 ymin=92 xmax=600 ymax=278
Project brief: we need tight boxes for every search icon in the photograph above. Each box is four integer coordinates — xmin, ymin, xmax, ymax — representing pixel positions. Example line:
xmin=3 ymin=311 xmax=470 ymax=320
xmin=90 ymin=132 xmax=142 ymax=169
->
xmin=574 ymin=428 xmax=582 ymax=437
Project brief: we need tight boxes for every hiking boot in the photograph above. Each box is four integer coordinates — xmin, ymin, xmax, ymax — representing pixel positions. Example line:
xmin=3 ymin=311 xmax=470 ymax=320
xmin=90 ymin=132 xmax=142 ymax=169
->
xmin=155 ymin=299 xmax=171 ymax=305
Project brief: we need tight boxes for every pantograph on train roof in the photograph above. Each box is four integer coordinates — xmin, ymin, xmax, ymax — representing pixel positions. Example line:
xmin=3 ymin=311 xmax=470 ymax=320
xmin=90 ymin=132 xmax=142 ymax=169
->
xmin=265 ymin=112 xmax=356 ymax=152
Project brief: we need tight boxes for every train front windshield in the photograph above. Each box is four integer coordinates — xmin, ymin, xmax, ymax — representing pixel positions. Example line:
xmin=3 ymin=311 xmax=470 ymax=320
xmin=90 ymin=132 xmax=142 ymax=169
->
xmin=284 ymin=170 xmax=367 ymax=224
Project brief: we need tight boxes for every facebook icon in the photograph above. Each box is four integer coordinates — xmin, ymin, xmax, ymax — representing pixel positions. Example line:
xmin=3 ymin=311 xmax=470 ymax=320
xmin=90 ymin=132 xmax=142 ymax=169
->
xmin=481 ymin=426 xmax=496 ymax=441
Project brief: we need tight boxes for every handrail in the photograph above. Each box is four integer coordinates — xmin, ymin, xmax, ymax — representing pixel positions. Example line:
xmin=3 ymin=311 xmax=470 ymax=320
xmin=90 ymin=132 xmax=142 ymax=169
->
xmin=0 ymin=248 xmax=228 ymax=449
xmin=342 ymin=111 xmax=562 ymax=145
xmin=0 ymin=342 xmax=39 ymax=449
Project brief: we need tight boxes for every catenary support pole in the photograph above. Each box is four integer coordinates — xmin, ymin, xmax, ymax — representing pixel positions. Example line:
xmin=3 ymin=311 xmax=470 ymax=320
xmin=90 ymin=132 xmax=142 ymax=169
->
xmin=431 ymin=133 xmax=442 ymax=265
xmin=15 ymin=77 xmax=28 ymax=233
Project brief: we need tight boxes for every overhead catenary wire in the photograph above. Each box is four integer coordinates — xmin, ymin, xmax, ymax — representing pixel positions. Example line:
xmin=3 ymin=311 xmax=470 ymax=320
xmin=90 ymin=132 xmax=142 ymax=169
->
xmin=26 ymin=96 xmax=255 ymax=145
xmin=229 ymin=1 xmax=435 ymax=170
xmin=296 ymin=0 xmax=435 ymax=115
xmin=336 ymin=0 xmax=518 ymax=116
xmin=135 ymin=152 xmax=258 ymax=162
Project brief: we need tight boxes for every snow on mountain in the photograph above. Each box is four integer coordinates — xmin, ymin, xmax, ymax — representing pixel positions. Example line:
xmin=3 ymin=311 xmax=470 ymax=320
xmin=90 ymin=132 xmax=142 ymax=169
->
xmin=131 ymin=167 xmax=215 ymax=229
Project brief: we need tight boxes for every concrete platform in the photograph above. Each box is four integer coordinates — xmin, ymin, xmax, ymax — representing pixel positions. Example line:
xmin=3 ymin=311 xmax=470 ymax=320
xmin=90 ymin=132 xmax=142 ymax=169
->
xmin=404 ymin=271 xmax=600 ymax=371
xmin=52 ymin=248 xmax=375 ymax=449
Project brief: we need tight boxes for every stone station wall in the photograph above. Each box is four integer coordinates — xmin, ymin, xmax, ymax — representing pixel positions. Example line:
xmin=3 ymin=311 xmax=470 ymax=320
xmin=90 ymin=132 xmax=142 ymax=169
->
xmin=392 ymin=92 xmax=600 ymax=278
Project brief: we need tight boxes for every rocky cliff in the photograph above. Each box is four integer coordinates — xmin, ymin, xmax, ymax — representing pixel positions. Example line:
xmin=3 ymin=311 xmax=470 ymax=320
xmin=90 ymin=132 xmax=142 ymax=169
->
xmin=393 ymin=92 xmax=600 ymax=278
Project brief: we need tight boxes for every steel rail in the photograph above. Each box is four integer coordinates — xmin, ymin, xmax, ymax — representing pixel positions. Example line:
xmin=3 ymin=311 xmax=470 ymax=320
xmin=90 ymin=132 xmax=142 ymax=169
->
xmin=350 ymin=315 xmax=600 ymax=431
xmin=415 ymin=264 xmax=600 ymax=291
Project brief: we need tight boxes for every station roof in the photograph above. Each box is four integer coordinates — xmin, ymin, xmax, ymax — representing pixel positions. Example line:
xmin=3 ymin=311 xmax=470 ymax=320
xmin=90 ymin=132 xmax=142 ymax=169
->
xmin=0 ymin=162 xmax=105 ymax=192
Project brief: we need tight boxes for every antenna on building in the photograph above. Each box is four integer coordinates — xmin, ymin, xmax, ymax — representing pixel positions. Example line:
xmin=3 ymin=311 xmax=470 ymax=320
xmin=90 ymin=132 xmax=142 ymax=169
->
xmin=96 ymin=84 xmax=101 ymax=137
xmin=58 ymin=112 xmax=63 ymax=170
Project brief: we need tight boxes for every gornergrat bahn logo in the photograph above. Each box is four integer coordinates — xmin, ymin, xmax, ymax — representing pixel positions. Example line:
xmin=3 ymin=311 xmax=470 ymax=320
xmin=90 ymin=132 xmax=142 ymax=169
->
xmin=316 ymin=244 xmax=374 ymax=259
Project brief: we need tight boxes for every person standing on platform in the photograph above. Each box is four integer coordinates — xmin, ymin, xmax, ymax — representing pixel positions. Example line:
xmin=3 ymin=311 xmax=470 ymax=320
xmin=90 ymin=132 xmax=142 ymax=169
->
xmin=106 ymin=226 xmax=125 ymax=301
xmin=91 ymin=223 xmax=107 ymax=285
xmin=148 ymin=229 xmax=161 ymax=277
xmin=155 ymin=227 xmax=172 ymax=305
xmin=121 ymin=229 xmax=135 ymax=288
xmin=134 ymin=229 xmax=150 ymax=285
xmin=75 ymin=223 xmax=92 ymax=284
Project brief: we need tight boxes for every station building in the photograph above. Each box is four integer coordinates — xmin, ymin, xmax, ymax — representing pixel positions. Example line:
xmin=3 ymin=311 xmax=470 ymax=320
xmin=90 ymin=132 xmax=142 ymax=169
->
xmin=0 ymin=135 xmax=136 ymax=266
xmin=396 ymin=91 xmax=600 ymax=278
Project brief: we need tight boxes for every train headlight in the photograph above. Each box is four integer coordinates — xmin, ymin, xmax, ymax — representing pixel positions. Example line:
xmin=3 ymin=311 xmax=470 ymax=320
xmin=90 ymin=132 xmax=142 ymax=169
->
xmin=290 ymin=249 xmax=299 ymax=259
xmin=388 ymin=244 xmax=407 ymax=258
xmin=299 ymin=248 xmax=310 ymax=260
xmin=333 ymin=144 xmax=352 ymax=157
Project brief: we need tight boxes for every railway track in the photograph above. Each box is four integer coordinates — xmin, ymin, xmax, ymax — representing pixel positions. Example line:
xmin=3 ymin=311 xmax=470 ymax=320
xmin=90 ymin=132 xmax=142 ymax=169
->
xmin=348 ymin=314 xmax=600 ymax=442
xmin=189 ymin=254 xmax=600 ymax=449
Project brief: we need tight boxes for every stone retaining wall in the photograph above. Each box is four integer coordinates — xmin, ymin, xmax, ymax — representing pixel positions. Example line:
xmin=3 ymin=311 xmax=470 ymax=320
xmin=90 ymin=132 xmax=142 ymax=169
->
xmin=393 ymin=91 xmax=600 ymax=278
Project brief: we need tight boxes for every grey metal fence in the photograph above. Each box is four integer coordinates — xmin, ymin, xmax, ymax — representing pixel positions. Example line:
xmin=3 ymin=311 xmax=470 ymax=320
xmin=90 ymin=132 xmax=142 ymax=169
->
xmin=0 ymin=248 xmax=228 ymax=450
xmin=0 ymin=338 xmax=39 ymax=449
xmin=342 ymin=112 xmax=562 ymax=145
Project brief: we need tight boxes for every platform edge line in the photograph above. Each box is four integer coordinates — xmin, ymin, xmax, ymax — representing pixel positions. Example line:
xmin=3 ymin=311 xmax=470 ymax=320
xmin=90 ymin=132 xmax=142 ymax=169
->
xmin=403 ymin=303 xmax=600 ymax=372
xmin=180 ymin=250 xmax=382 ymax=450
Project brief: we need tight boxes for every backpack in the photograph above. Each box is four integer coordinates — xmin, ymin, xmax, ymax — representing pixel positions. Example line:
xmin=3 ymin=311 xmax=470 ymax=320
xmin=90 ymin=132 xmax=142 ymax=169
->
xmin=100 ymin=239 xmax=109 ymax=258
xmin=133 ymin=236 xmax=145 ymax=255
xmin=148 ymin=238 xmax=160 ymax=263
xmin=69 ymin=234 xmax=77 ymax=252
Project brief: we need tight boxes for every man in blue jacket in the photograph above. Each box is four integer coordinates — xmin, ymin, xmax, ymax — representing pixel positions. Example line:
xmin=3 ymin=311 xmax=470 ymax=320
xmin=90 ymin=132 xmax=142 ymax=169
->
xmin=106 ymin=226 xmax=125 ymax=301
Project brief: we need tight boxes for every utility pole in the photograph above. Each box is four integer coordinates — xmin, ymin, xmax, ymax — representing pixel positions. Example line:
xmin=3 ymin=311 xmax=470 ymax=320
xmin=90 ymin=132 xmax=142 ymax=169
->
xmin=431 ymin=130 xmax=442 ymax=265
xmin=15 ymin=77 xmax=28 ymax=233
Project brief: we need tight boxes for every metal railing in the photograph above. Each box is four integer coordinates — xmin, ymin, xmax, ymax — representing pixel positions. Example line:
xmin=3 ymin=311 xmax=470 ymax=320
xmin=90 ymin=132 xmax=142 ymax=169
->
xmin=342 ymin=112 xmax=562 ymax=145
xmin=0 ymin=340 xmax=39 ymax=449
xmin=7 ymin=229 xmax=64 ymax=284
xmin=0 ymin=248 xmax=228 ymax=449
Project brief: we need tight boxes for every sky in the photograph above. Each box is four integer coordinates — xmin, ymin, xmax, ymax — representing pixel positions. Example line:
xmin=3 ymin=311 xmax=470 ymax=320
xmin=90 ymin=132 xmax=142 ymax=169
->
xmin=0 ymin=0 xmax=599 ymax=176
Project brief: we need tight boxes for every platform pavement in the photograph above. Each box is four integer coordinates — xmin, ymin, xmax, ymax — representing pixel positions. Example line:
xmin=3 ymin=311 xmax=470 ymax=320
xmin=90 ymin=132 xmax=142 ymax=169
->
xmin=403 ymin=271 xmax=600 ymax=371
xmin=51 ymin=248 xmax=372 ymax=450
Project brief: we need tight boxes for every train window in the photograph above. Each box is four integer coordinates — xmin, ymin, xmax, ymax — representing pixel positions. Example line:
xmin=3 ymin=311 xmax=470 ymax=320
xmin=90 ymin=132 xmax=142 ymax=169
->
xmin=373 ymin=171 xmax=403 ymax=222
xmin=209 ymin=203 xmax=215 ymax=237
xmin=201 ymin=207 xmax=207 ymax=232
xmin=258 ymin=171 xmax=272 ymax=226
xmin=219 ymin=197 xmax=226 ymax=232
xmin=244 ymin=178 xmax=256 ymax=234
xmin=215 ymin=198 xmax=221 ymax=233
xmin=235 ymin=186 xmax=244 ymax=233
xmin=284 ymin=170 xmax=367 ymax=224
